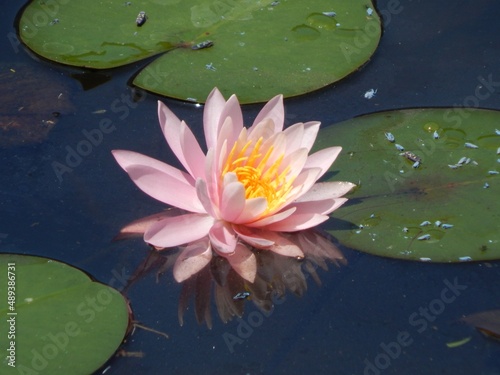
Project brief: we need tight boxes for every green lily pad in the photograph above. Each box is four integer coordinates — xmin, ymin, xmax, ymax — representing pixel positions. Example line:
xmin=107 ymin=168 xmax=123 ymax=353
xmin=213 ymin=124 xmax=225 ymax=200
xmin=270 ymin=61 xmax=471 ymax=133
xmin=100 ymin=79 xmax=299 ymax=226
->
xmin=316 ymin=108 xmax=500 ymax=262
xmin=0 ymin=254 xmax=129 ymax=374
xmin=18 ymin=0 xmax=380 ymax=103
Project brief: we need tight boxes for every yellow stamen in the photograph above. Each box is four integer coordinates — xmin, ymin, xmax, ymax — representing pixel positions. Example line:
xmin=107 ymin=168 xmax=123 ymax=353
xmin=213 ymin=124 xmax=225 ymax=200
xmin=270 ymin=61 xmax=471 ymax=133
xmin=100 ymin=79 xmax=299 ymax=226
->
xmin=222 ymin=136 xmax=293 ymax=214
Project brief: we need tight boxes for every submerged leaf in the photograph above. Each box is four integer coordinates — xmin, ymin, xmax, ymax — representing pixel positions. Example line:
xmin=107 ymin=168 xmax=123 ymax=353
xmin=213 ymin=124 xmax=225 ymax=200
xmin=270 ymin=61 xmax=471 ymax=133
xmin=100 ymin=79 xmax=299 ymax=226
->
xmin=0 ymin=64 xmax=74 ymax=147
xmin=316 ymin=108 xmax=500 ymax=262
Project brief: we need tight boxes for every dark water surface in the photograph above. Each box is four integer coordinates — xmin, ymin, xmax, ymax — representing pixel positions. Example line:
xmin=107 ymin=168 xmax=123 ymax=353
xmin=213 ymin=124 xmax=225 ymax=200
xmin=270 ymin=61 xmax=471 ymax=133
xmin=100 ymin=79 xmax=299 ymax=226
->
xmin=1 ymin=1 xmax=500 ymax=374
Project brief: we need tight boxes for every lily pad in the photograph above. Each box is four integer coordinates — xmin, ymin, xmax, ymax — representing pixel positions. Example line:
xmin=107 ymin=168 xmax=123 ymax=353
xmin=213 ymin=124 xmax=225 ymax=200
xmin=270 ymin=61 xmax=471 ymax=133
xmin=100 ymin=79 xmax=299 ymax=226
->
xmin=0 ymin=254 xmax=129 ymax=374
xmin=18 ymin=0 xmax=380 ymax=103
xmin=316 ymin=108 xmax=500 ymax=262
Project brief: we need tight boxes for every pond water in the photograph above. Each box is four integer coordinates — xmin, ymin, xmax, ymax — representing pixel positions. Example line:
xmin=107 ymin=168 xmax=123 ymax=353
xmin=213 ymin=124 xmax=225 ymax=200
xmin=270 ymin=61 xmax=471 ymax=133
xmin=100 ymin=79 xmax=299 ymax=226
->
xmin=1 ymin=1 xmax=500 ymax=374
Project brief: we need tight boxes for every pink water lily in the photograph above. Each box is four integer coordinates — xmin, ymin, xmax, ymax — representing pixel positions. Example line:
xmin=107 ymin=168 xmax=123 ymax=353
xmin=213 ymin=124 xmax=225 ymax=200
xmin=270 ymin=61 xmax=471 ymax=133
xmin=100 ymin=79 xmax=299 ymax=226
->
xmin=113 ymin=88 xmax=355 ymax=283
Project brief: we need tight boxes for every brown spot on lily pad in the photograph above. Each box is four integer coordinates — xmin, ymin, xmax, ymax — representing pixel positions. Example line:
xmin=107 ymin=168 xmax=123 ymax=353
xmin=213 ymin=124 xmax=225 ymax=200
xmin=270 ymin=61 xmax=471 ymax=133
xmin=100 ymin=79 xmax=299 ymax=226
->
xmin=0 ymin=64 xmax=75 ymax=147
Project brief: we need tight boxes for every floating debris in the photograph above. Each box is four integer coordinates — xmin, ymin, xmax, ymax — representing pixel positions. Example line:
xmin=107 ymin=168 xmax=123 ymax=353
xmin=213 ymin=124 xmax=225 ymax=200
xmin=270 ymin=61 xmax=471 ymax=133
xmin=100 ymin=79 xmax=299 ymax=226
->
xmin=402 ymin=227 xmax=409 ymax=233
xmin=412 ymin=160 xmax=420 ymax=168
xmin=484 ymin=182 xmax=490 ymax=189
xmin=441 ymin=223 xmax=454 ymax=229
xmin=457 ymin=156 xmax=468 ymax=165
xmin=366 ymin=7 xmax=374 ymax=16
xmin=446 ymin=337 xmax=471 ymax=348
xmin=417 ymin=234 xmax=431 ymax=241
xmin=322 ymin=11 xmax=337 ymax=17
xmin=495 ymin=129 xmax=500 ymax=135
xmin=401 ymin=151 xmax=421 ymax=163
xmin=49 ymin=18 xmax=59 ymax=25
xmin=488 ymin=170 xmax=499 ymax=175
xmin=271 ymin=1 xmax=280 ymax=5
xmin=458 ymin=256 xmax=472 ymax=262
xmin=385 ymin=132 xmax=395 ymax=142
xmin=465 ymin=142 xmax=479 ymax=149
xmin=395 ymin=143 xmax=404 ymax=151
xmin=364 ymin=88 xmax=377 ymax=99
xmin=433 ymin=130 xmax=439 ymax=139
xmin=420 ymin=257 xmax=432 ymax=262
xmin=136 ymin=11 xmax=147 ymax=26
xmin=191 ymin=40 xmax=214 ymax=50
xmin=497 ymin=147 xmax=500 ymax=155
xmin=233 ymin=292 xmax=251 ymax=300
xmin=205 ymin=62 xmax=216 ymax=71
xmin=420 ymin=220 xmax=431 ymax=226
xmin=448 ymin=164 xmax=460 ymax=169
xmin=434 ymin=220 xmax=442 ymax=227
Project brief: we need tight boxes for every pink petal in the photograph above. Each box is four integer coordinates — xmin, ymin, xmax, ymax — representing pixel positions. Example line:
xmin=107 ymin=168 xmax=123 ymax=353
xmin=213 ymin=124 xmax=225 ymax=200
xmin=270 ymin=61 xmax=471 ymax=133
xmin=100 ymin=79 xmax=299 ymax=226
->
xmin=114 ymin=209 xmax=181 ymax=240
xmin=158 ymin=101 xmax=205 ymax=179
xmin=296 ymin=181 xmax=356 ymax=202
xmin=282 ymin=123 xmax=304 ymax=155
xmin=209 ymin=221 xmax=237 ymax=255
xmin=144 ymin=214 xmax=214 ymax=248
xmin=215 ymin=118 xmax=239 ymax=173
xmin=233 ymin=226 xmax=275 ymax=248
xmin=280 ymin=147 xmax=308 ymax=178
xmin=218 ymin=94 xmax=243 ymax=139
xmin=220 ymin=180 xmax=246 ymax=222
xmin=290 ymin=198 xmax=347 ymax=215
xmin=264 ymin=213 xmax=330 ymax=232
xmin=304 ymin=147 xmax=342 ymax=179
xmin=112 ymin=150 xmax=204 ymax=213
xmin=300 ymin=121 xmax=321 ymax=151
xmin=235 ymin=228 xmax=304 ymax=257
xmin=264 ymin=198 xmax=350 ymax=232
xmin=204 ymin=88 xmax=226 ymax=150
xmin=223 ymin=243 xmax=256 ymax=283
xmin=250 ymin=94 xmax=284 ymax=133
xmin=173 ymin=238 xmax=212 ymax=282
xmin=246 ymin=206 xmax=297 ymax=228
xmin=283 ymin=167 xmax=322 ymax=204
xmin=195 ymin=179 xmax=219 ymax=219
xmin=204 ymin=148 xmax=220 ymax=208
xmin=234 ymin=197 xmax=268 ymax=223
xmin=247 ymin=118 xmax=277 ymax=143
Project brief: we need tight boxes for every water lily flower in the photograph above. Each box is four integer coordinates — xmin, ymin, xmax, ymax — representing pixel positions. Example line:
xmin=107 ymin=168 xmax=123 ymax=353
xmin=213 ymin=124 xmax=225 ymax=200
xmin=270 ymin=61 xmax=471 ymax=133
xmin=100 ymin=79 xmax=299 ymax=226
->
xmin=113 ymin=88 xmax=355 ymax=283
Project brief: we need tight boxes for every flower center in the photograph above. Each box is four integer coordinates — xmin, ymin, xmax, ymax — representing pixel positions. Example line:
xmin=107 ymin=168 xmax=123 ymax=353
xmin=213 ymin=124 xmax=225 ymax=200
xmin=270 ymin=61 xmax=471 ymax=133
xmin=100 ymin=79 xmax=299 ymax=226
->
xmin=222 ymin=136 xmax=292 ymax=213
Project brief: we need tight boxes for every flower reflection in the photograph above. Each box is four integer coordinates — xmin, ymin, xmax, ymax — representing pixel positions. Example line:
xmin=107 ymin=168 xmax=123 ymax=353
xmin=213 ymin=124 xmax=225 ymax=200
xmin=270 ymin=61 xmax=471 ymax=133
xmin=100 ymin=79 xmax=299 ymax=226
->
xmin=113 ymin=88 xmax=354 ymax=283
xmin=124 ymin=229 xmax=345 ymax=329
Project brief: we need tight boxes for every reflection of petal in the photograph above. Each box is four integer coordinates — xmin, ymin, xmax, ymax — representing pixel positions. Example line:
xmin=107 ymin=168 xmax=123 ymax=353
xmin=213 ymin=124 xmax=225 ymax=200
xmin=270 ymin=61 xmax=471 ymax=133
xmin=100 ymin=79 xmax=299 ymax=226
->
xmin=126 ymin=229 xmax=345 ymax=327
xmin=222 ymin=243 xmax=257 ymax=283
xmin=178 ymin=265 xmax=213 ymax=328
xmin=173 ymin=238 xmax=212 ymax=282
xmin=214 ymin=268 xmax=246 ymax=323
